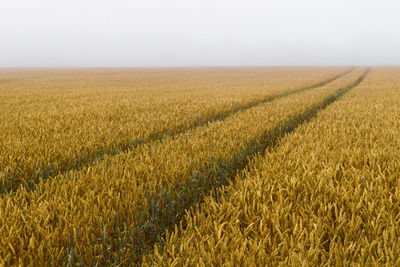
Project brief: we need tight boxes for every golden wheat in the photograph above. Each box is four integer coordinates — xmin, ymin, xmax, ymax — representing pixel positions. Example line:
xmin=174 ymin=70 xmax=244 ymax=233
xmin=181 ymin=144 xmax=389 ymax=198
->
xmin=0 ymin=67 xmax=348 ymax=194
xmin=146 ymin=67 xmax=400 ymax=266
xmin=0 ymin=68 xmax=366 ymax=266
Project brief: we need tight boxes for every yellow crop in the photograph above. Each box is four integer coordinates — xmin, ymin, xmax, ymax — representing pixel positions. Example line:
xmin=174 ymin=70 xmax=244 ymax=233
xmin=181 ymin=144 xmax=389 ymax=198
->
xmin=0 ymin=67 xmax=348 ymax=194
xmin=0 ymin=67 xmax=368 ymax=266
xmin=146 ymin=67 xmax=400 ymax=266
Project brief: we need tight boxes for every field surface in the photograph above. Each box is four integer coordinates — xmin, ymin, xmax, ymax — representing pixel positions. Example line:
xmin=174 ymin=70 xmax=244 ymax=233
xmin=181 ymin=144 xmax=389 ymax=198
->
xmin=0 ymin=66 xmax=399 ymax=266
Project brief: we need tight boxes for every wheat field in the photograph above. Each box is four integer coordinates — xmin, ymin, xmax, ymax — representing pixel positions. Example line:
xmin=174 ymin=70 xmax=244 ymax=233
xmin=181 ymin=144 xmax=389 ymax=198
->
xmin=1 ymin=66 xmax=399 ymax=266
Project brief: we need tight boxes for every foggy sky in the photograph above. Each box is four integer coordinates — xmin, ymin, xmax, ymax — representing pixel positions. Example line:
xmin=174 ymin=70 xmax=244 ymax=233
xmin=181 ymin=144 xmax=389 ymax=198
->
xmin=0 ymin=0 xmax=399 ymax=67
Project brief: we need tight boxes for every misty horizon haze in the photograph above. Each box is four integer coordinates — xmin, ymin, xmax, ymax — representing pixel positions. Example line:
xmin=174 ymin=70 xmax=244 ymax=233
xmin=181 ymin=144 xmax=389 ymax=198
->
xmin=0 ymin=0 xmax=399 ymax=67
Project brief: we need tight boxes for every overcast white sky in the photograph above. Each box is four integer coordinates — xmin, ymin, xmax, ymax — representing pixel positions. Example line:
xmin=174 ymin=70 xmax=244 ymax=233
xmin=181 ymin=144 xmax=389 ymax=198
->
xmin=0 ymin=0 xmax=399 ymax=67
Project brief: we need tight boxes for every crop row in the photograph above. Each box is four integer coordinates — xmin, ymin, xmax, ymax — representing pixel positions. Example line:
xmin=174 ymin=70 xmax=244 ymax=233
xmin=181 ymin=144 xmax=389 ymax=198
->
xmin=0 ymin=67 xmax=367 ymax=266
xmin=146 ymin=67 xmax=400 ymax=266
xmin=0 ymin=67 xmax=349 ymax=193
